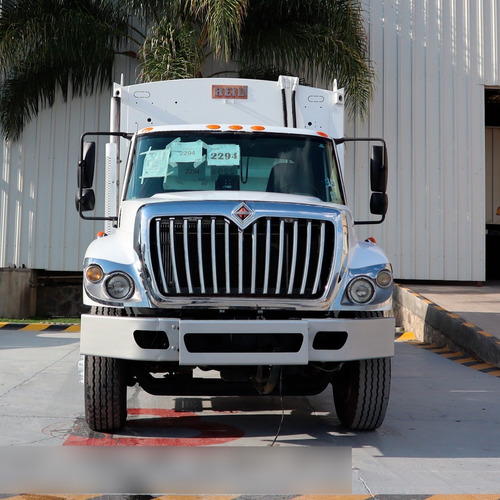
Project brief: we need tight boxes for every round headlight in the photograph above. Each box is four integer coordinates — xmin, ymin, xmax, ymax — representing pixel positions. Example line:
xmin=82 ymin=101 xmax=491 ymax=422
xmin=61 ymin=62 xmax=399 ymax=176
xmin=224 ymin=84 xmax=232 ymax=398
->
xmin=376 ymin=269 xmax=393 ymax=288
xmin=86 ymin=265 xmax=103 ymax=283
xmin=347 ymin=277 xmax=375 ymax=304
xmin=105 ymin=273 xmax=134 ymax=300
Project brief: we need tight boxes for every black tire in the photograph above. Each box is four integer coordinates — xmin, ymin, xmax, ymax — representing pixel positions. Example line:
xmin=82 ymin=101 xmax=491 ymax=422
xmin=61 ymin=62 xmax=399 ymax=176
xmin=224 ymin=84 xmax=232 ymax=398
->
xmin=84 ymin=307 xmax=127 ymax=432
xmin=332 ymin=356 xmax=391 ymax=431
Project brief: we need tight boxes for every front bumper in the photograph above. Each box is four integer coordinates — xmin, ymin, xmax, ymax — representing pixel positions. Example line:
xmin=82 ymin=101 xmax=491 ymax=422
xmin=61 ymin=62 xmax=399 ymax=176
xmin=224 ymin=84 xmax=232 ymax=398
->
xmin=80 ymin=314 xmax=395 ymax=365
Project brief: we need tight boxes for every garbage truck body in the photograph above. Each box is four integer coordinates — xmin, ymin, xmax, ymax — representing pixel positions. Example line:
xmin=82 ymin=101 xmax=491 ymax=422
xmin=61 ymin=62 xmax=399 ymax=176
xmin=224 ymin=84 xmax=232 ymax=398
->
xmin=76 ymin=76 xmax=395 ymax=433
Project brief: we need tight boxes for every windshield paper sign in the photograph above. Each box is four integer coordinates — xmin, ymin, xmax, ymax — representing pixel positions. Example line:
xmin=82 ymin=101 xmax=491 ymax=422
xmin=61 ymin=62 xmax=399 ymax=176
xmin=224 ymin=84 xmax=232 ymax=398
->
xmin=141 ymin=148 xmax=170 ymax=181
xmin=169 ymin=141 xmax=204 ymax=164
xmin=207 ymin=144 xmax=240 ymax=166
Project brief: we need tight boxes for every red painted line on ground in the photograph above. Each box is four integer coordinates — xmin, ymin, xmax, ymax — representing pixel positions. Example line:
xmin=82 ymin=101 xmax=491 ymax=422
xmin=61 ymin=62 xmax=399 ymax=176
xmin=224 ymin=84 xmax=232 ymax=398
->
xmin=64 ymin=408 xmax=244 ymax=446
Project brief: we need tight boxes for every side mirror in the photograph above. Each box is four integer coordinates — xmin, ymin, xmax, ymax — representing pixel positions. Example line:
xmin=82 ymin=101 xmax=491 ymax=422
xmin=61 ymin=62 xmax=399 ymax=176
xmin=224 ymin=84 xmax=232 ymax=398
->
xmin=370 ymin=145 xmax=388 ymax=193
xmin=338 ymin=137 xmax=389 ymax=225
xmin=370 ymin=192 xmax=388 ymax=216
xmin=75 ymin=188 xmax=96 ymax=212
xmin=78 ymin=142 xmax=96 ymax=188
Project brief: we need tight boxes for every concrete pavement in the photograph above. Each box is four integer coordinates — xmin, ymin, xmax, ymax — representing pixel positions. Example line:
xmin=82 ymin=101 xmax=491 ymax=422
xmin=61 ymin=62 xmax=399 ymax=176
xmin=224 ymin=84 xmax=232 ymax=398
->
xmin=1 ymin=327 xmax=500 ymax=494
xmin=393 ymin=281 xmax=500 ymax=368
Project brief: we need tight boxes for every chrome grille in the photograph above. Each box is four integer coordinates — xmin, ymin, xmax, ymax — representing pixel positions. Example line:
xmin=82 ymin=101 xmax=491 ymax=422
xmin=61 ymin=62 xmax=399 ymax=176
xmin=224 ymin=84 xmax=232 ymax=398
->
xmin=150 ymin=216 xmax=335 ymax=298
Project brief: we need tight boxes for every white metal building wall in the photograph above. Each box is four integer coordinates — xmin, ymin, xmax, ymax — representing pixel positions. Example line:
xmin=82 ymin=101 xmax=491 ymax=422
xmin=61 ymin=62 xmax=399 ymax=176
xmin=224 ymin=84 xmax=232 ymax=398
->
xmin=0 ymin=59 xmax=138 ymax=272
xmin=0 ymin=91 xmax=105 ymax=271
xmin=1 ymin=2 xmax=500 ymax=279
xmin=345 ymin=0 xmax=500 ymax=281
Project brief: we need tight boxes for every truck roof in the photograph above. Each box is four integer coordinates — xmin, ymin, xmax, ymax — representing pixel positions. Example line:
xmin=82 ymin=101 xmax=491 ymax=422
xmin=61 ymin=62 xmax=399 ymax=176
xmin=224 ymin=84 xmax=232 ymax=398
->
xmin=115 ymin=76 xmax=344 ymax=140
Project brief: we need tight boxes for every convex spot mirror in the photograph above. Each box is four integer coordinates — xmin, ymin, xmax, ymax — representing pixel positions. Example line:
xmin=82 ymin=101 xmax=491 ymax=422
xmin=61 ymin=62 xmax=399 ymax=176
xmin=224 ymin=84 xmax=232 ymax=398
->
xmin=370 ymin=192 xmax=388 ymax=216
xmin=75 ymin=188 xmax=95 ymax=212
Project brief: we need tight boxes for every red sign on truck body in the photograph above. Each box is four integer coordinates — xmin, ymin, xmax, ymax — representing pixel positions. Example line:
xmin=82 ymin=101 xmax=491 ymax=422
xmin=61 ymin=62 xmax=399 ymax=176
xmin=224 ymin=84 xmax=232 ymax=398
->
xmin=212 ymin=85 xmax=248 ymax=99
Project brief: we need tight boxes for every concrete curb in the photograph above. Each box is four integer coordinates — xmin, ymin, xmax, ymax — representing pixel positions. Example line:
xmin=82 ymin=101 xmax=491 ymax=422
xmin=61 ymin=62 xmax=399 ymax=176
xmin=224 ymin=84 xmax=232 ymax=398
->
xmin=392 ymin=284 xmax=500 ymax=368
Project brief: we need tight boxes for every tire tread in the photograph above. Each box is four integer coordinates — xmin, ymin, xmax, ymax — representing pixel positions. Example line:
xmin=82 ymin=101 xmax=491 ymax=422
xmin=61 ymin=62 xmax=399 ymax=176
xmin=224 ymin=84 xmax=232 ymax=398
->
xmin=84 ymin=307 xmax=127 ymax=432
xmin=332 ymin=312 xmax=392 ymax=431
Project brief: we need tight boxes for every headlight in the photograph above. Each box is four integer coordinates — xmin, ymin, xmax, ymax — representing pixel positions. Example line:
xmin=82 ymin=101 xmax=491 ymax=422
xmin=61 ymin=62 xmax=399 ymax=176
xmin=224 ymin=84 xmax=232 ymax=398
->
xmin=376 ymin=269 xmax=393 ymax=288
xmin=347 ymin=277 xmax=375 ymax=304
xmin=105 ymin=273 xmax=134 ymax=300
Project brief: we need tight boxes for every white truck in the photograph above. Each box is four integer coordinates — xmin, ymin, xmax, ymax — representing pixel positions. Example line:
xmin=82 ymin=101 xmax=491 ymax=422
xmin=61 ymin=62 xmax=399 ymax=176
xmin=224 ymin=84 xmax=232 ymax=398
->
xmin=76 ymin=76 xmax=394 ymax=433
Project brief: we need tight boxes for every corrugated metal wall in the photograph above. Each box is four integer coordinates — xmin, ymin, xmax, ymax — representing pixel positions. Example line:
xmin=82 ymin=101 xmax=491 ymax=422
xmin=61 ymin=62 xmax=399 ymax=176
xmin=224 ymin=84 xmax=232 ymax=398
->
xmin=0 ymin=90 xmax=109 ymax=271
xmin=0 ymin=59 xmax=138 ymax=271
xmin=1 ymin=1 xmax=499 ymax=279
xmin=345 ymin=0 xmax=500 ymax=281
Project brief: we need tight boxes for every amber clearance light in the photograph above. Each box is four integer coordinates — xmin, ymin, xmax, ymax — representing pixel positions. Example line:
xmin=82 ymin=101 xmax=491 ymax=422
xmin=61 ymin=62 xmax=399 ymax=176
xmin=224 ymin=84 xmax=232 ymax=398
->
xmin=86 ymin=265 xmax=103 ymax=283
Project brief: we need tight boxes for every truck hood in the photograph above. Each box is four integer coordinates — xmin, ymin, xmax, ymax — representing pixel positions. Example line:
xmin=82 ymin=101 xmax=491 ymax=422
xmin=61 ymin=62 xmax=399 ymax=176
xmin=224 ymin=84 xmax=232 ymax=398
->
xmin=119 ymin=190 xmax=351 ymax=235
xmin=126 ymin=190 xmax=344 ymax=212
xmin=151 ymin=190 xmax=330 ymax=205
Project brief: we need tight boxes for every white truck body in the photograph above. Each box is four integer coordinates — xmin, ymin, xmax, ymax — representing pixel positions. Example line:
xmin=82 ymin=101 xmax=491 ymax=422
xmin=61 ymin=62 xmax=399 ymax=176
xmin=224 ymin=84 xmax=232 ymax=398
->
xmin=77 ymin=76 xmax=395 ymax=432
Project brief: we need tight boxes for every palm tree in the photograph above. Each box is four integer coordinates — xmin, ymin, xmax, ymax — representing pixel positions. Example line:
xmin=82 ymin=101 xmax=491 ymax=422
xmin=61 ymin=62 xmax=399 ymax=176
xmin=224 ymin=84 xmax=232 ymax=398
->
xmin=237 ymin=0 xmax=373 ymax=117
xmin=0 ymin=0 xmax=134 ymax=141
xmin=0 ymin=0 xmax=373 ymax=141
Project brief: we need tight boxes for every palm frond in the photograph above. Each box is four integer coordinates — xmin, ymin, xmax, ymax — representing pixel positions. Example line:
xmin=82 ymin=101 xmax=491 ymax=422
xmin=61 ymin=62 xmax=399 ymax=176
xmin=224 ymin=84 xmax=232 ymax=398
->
xmin=138 ymin=18 xmax=202 ymax=81
xmin=188 ymin=0 xmax=248 ymax=61
xmin=0 ymin=0 xmax=131 ymax=140
xmin=238 ymin=65 xmax=309 ymax=85
xmin=237 ymin=0 xmax=373 ymax=118
xmin=124 ymin=0 xmax=184 ymax=26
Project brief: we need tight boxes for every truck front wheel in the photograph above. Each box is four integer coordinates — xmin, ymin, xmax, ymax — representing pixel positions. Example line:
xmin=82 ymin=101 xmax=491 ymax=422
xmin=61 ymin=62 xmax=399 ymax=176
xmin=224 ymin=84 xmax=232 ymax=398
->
xmin=331 ymin=356 xmax=391 ymax=431
xmin=84 ymin=307 xmax=127 ymax=433
xmin=85 ymin=355 xmax=127 ymax=433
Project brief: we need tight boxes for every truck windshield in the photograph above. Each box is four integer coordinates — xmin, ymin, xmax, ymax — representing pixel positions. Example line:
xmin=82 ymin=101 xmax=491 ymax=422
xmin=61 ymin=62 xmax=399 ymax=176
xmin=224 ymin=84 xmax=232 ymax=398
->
xmin=125 ymin=131 xmax=344 ymax=203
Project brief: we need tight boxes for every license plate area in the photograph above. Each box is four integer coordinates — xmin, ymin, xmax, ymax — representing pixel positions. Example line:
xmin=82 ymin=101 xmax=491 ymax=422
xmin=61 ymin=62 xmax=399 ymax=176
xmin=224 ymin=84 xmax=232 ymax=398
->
xmin=179 ymin=320 xmax=308 ymax=365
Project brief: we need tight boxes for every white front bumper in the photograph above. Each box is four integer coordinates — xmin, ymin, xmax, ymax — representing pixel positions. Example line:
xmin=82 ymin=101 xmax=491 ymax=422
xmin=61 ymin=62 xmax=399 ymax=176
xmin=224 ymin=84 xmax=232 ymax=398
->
xmin=80 ymin=314 xmax=395 ymax=365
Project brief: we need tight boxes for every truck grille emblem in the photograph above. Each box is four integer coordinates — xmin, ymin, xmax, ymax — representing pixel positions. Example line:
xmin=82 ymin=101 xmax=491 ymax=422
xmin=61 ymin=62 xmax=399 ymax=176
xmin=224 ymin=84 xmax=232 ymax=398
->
xmin=232 ymin=202 xmax=253 ymax=223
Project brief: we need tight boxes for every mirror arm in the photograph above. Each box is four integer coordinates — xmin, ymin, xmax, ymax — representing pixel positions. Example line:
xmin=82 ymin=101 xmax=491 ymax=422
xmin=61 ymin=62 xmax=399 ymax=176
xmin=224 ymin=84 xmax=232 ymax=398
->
xmin=334 ymin=137 xmax=387 ymax=147
xmin=79 ymin=131 xmax=132 ymax=161
xmin=78 ymin=201 xmax=118 ymax=221
xmin=354 ymin=214 xmax=386 ymax=225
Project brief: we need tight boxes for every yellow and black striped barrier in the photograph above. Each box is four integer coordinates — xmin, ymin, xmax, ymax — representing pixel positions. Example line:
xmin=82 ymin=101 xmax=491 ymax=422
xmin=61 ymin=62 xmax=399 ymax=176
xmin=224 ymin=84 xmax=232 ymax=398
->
xmin=394 ymin=285 xmax=500 ymax=368
xmin=0 ymin=322 xmax=79 ymax=333
xmin=396 ymin=330 xmax=500 ymax=378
